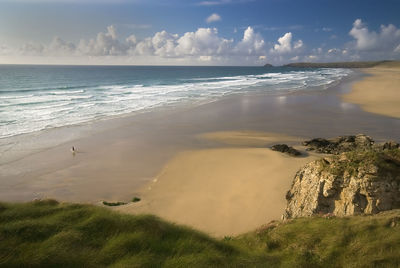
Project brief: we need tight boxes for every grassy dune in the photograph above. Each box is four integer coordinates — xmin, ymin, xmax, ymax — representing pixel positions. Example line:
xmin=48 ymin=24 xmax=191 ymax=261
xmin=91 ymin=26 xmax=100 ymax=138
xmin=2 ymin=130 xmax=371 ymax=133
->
xmin=1 ymin=200 xmax=400 ymax=267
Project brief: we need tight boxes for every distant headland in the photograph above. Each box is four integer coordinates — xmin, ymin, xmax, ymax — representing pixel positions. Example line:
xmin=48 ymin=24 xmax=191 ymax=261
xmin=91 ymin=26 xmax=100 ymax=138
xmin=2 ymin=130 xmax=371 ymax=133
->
xmin=264 ymin=60 xmax=395 ymax=68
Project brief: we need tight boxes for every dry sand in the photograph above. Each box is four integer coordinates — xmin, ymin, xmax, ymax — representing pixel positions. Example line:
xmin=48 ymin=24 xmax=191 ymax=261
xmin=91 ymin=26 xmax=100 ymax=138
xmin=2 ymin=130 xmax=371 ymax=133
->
xmin=343 ymin=62 xmax=400 ymax=119
xmin=118 ymin=132 xmax=317 ymax=236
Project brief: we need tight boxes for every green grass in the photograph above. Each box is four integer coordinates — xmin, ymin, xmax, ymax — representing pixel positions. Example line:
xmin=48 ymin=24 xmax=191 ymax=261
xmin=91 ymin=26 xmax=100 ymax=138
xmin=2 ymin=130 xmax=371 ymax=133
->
xmin=132 ymin=197 xmax=141 ymax=203
xmin=102 ymin=201 xmax=127 ymax=206
xmin=319 ymin=149 xmax=400 ymax=177
xmin=1 ymin=200 xmax=400 ymax=267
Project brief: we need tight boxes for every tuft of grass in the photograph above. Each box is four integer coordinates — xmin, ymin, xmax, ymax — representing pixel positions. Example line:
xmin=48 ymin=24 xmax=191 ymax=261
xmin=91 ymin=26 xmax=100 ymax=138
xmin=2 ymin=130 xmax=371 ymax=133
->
xmin=102 ymin=201 xmax=126 ymax=207
xmin=132 ymin=197 xmax=141 ymax=203
xmin=0 ymin=200 xmax=400 ymax=266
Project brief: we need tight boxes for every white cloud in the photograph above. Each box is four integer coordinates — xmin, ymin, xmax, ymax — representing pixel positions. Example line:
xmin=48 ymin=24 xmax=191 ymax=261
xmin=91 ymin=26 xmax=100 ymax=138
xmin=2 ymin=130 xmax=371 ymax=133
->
xmin=395 ymin=44 xmax=400 ymax=53
xmin=48 ymin=36 xmax=76 ymax=55
xmin=236 ymin=26 xmax=265 ymax=55
xmin=206 ymin=13 xmax=221 ymax=23
xmin=77 ymin=25 xmax=127 ymax=56
xmin=293 ymin=40 xmax=303 ymax=50
xmin=19 ymin=42 xmax=44 ymax=55
xmin=175 ymin=28 xmax=232 ymax=56
xmin=197 ymin=0 xmax=253 ymax=6
xmin=198 ymin=0 xmax=231 ymax=6
xmin=270 ymin=32 xmax=303 ymax=54
xmin=273 ymin=32 xmax=291 ymax=53
xmin=349 ymin=18 xmax=400 ymax=51
xmin=327 ymin=48 xmax=340 ymax=54
xmin=126 ymin=34 xmax=137 ymax=45
xmin=349 ymin=19 xmax=378 ymax=50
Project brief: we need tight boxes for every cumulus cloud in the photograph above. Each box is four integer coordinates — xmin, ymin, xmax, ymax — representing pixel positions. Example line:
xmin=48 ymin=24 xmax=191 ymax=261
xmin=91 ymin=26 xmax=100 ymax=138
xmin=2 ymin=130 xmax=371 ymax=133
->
xmin=270 ymin=32 xmax=303 ymax=54
xmin=236 ymin=26 xmax=265 ymax=55
xmin=349 ymin=19 xmax=400 ymax=52
xmin=7 ymin=24 xmax=266 ymax=64
xmin=48 ymin=36 xmax=76 ymax=55
xmin=176 ymin=28 xmax=232 ymax=56
xmin=77 ymin=25 xmax=127 ymax=56
xmin=206 ymin=13 xmax=221 ymax=23
xmin=19 ymin=42 xmax=44 ymax=55
xmin=6 ymin=18 xmax=400 ymax=66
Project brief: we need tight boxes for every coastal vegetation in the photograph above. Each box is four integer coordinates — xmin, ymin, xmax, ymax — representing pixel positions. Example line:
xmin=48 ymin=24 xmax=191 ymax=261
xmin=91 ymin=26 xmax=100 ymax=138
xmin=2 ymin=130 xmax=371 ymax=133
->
xmin=1 ymin=200 xmax=400 ymax=267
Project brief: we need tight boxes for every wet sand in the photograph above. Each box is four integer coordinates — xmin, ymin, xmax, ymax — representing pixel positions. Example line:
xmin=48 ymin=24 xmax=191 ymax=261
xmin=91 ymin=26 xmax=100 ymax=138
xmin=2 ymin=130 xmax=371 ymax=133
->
xmin=343 ymin=62 xmax=400 ymax=119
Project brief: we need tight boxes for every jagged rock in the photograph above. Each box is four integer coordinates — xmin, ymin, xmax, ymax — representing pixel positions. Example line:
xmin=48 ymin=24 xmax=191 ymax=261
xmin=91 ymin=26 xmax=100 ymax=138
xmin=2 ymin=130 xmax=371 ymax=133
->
xmin=283 ymin=149 xmax=400 ymax=219
xmin=302 ymin=134 xmax=374 ymax=154
xmin=383 ymin=141 xmax=400 ymax=150
xmin=271 ymin=144 xmax=301 ymax=156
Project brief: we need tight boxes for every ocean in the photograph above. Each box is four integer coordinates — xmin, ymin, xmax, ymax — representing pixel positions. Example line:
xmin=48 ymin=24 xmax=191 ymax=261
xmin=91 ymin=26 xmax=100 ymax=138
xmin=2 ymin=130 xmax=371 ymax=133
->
xmin=0 ymin=65 xmax=352 ymax=139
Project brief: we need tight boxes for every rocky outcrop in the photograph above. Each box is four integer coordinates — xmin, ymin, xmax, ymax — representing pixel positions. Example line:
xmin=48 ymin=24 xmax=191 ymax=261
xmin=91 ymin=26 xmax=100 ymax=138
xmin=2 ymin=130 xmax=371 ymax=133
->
xmin=302 ymin=134 xmax=375 ymax=154
xmin=271 ymin=144 xmax=301 ymax=156
xmin=283 ymin=148 xmax=400 ymax=219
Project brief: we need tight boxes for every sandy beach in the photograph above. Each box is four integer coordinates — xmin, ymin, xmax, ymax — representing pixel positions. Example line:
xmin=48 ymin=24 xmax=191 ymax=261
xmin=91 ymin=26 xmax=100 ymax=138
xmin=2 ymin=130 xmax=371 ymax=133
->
xmin=1 ymin=67 xmax=399 ymax=236
xmin=117 ymin=131 xmax=317 ymax=236
xmin=343 ymin=62 xmax=400 ymax=119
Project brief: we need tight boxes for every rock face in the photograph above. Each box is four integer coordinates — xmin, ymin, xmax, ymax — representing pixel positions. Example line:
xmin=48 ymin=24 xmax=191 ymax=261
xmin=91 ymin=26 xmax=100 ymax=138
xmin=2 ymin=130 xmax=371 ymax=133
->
xmin=283 ymin=149 xmax=400 ymax=219
xmin=302 ymin=134 xmax=375 ymax=154
xmin=271 ymin=144 xmax=301 ymax=156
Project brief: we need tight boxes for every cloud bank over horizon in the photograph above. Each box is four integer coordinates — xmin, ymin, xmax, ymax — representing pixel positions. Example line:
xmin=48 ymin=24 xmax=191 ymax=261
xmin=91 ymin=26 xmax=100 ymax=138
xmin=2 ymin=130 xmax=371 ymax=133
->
xmin=1 ymin=19 xmax=400 ymax=65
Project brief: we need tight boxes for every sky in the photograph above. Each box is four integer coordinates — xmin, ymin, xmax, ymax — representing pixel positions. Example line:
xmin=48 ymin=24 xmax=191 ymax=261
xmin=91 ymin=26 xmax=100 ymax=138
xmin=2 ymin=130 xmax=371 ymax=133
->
xmin=0 ymin=0 xmax=400 ymax=65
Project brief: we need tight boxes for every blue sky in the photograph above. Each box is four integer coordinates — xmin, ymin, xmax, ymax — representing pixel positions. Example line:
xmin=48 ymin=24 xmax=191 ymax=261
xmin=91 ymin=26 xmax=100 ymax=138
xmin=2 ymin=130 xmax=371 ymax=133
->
xmin=1 ymin=0 xmax=400 ymax=65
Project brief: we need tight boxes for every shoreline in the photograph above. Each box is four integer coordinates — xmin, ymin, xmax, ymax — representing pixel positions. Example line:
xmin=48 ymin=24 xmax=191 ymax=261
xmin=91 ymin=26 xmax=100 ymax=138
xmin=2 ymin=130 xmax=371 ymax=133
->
xmin=1 ymin=68 xmax=400 ymax=234
xmin=342 ymin=62 xmax=400 ymax=119
xmin=0 ymin=68 xmax=352 ymax=166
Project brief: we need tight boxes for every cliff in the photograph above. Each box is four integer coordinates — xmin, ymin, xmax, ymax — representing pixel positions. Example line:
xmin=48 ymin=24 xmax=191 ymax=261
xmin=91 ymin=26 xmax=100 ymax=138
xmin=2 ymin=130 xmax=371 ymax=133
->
xmin=284 ymin=138 xmax=400 ymax=219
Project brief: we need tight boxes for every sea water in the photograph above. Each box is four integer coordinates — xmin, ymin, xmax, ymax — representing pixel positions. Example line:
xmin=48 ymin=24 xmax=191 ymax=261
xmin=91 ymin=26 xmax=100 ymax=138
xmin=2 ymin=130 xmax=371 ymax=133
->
xmin=0 ymin=65 xmax=352 ymax=139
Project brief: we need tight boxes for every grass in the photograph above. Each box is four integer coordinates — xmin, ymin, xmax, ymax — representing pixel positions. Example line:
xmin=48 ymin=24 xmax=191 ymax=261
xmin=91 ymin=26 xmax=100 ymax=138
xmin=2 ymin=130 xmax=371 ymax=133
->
xmin=319 ymin=149 xmax=400 ymax=177
xmin=1 ymin=200 xmax=400 ymax=267
xmin=102 ymin=201 xmax=127 ymax=206
xmin=132 ymin=197 xmax=141 ymax=203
